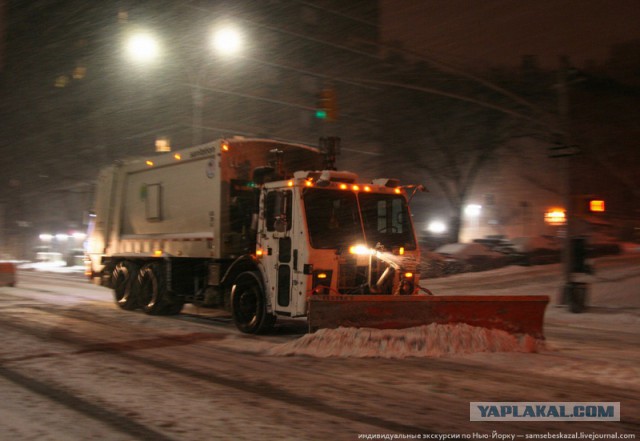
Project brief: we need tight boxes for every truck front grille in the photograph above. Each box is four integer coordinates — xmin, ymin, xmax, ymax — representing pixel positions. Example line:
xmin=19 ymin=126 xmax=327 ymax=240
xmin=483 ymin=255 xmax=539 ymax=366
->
xmin=338 ymin=263 xmax=368 ymax=294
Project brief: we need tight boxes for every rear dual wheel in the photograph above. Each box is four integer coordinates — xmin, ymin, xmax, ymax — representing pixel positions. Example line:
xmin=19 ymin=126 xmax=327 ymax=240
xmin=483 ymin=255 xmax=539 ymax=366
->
xmin=138 ymin=262 xmax=184 ymax=315
xmin=112 ymin=261 xmax=140 ymax=310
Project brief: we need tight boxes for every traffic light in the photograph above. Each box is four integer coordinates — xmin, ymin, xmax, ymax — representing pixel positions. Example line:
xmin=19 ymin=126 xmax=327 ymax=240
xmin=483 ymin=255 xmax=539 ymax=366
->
xmin=588 ymin=199 xmax=605 ymax=212
xmin=316 ymin=87 xmax=337 ymax=121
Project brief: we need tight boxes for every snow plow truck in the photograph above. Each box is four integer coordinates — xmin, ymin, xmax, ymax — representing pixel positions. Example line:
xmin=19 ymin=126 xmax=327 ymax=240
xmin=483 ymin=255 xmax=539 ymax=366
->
xmin=85 ymin=138 xmax=548 ymax=337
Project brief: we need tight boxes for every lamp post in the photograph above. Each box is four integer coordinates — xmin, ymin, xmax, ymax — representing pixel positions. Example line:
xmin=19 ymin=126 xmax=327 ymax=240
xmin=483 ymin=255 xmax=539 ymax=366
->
xmin=123 ymin=25 xmax=244 ymax=148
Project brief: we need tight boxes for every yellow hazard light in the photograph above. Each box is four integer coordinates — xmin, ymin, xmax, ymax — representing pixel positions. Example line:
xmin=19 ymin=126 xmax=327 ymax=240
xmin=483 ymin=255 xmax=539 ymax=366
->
xmin=287 ymin=180 xmax=294 ymax=187
xmin=394 ymin=188 xmax=401 ymax=194
xmin=146 ymin=160 xmax=154 ymax=167
xmin=352 ymin=185 xmax=360 ymax=191
xmin=589 ymin=199 xmax=605 ymax=212
xmin=256 ymin=248 xmax=264 ymax=257
xmin=399 ymin=247 xmax=405 ymax=255
xmin=305 ymin=180 xmax=313 ymax=187
xmin=404 ymin=272 xmax=413 ymax=279
xmin=363 ymin=185 xmax=371 ymax=192
xmin=339 ymin=183 xmax=348 ymax=190
xmin=174 ymin=153 xmax=182 ymax=160
xmin=153 ymin=250 xmax=163 ymax=256
xmin=317 ymin=272 xmax=328 ymax=279
xmin=221 ymin=143 xmax=230 ymax=152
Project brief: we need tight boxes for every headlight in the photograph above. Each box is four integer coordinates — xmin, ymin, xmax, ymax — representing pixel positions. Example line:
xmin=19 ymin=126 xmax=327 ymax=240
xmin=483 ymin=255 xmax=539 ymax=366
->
xmin=348 ymin=244 xmax=373 ymax=255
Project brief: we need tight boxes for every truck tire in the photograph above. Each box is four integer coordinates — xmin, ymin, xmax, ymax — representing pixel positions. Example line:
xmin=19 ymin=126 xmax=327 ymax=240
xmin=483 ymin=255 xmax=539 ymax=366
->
xmin=138 ymin=262 xmax=184 ymax=315
xmin=112 ymin=261 xmax=140 ymax=310
xmin=230 ymin=271 xmax=275 ymax=334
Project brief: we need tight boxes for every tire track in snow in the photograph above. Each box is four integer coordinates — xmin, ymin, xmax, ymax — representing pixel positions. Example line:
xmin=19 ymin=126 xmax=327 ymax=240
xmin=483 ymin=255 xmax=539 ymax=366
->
xmin=0 ymin=365 xmax=176 ymax=441
xmin=0 ymin=311 xmax=430 ymax=435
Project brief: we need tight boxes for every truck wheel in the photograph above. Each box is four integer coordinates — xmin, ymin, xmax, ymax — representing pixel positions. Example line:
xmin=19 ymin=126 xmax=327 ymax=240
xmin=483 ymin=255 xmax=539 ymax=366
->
xmin=230 ymin=271 xmax=275 ymax=334
xmin=112 ymin=261 xmax=140 ymax=310
xmin=138 ymin=262 xmax=184 ymax=315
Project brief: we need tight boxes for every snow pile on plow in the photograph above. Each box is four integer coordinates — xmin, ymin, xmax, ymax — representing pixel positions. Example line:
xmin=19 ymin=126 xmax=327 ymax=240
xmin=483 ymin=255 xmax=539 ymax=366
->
xmin=269 ymin=324 xmax=544 ymax=358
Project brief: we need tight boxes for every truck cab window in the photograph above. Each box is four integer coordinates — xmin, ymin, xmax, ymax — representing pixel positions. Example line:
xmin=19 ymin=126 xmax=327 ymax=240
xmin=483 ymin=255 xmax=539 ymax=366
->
xmin=303 ymin=188 xmax=364 ymax=249
xmin=359 ymin=193 xmax=416 ymax=249
xmin=265 ymin=190 xmax=292 ymax=232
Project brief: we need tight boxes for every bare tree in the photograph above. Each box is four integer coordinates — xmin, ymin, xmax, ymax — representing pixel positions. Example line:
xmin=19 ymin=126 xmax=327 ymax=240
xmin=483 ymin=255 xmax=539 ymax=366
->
xmin=378 ymin=68 xmax=523 ymax=242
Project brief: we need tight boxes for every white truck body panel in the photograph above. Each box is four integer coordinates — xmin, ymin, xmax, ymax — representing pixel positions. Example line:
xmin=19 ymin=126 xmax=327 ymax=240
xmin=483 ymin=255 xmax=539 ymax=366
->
xmin=87 ymin=139 xmax=324 ymax=274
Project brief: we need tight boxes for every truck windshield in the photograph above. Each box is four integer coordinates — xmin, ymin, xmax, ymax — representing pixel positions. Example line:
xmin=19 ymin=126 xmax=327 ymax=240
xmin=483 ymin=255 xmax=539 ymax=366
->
xmin=303 ymin=188 xmax=364 ymax=249
xmin=303 ymin=188 xmax=416 ymax=250
xmin=359 ymin=193 xmax=416 ymax=250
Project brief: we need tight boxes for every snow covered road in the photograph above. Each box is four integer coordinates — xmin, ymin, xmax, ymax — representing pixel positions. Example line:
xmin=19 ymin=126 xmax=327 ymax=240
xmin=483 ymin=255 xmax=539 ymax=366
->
xmin=0 ymin=258 xmax=638 ymax=440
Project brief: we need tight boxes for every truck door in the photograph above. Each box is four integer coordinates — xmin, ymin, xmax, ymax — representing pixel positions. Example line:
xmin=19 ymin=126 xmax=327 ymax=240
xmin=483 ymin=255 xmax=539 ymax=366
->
xmin=262 ymin=189 xmax=295 ymax=315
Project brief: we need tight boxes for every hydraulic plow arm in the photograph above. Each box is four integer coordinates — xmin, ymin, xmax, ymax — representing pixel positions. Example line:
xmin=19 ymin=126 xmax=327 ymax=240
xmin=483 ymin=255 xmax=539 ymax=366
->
xmin=308 ymin=295 xmax=549 ymax=339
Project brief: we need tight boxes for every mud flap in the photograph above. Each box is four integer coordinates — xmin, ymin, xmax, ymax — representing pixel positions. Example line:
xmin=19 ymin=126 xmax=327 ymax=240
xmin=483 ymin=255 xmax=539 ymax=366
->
xmin=308 ymin=295 xmax=549 ymax=339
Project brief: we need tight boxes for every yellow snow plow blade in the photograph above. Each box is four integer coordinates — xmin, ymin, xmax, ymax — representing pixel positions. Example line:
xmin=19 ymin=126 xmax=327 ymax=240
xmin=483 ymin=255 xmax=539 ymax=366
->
xmin=308 ymin=295 xmax=549 ymax=339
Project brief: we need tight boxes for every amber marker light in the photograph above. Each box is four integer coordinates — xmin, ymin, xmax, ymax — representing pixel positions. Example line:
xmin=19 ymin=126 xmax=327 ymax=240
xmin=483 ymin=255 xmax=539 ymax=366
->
xmin=589 ymin=199 xmax=605 ymax=212
xmin=545 ymin=208 xmax=566 ymax=225
xmin=146 ymin=160 xmax=154 ymax=166
xmin=256 ymin=248 xmax=264 ymax=257
xmin=394 ymin=188 xmax=401 ymax=194
xmin=363 ymin=185 xmax=371 ymax=192
xmin=174 ymin=153 xmax=182 ymax=160
xmin=404 ymin=272 xmax=413 ymax=279
xmin=339 ymin=183 xmax=348 ymax=190
xmin=352 ymin=185 xmax=360 ymax=191
xmin=153 ymin=250 xmax=163 ymax=256
xmin=287 ymin=180 xmax=294 ymax=187
xmin=221 ymin=143 xmax=230 ymax=152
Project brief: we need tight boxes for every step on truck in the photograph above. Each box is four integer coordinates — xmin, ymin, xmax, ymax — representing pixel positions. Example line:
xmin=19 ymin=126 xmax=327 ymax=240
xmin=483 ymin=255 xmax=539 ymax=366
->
xmin=86 ymin=138 xmax=548 ymax=337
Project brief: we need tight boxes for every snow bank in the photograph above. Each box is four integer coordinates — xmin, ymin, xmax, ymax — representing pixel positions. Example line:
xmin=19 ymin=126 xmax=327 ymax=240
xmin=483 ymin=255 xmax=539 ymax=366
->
xmin=268 ymin=324 xmax=544 ymax=359
xmin=510 ymin=236 xmax=561 ymax=253
xmin=435 ymin=243 xmax=502 ymax=259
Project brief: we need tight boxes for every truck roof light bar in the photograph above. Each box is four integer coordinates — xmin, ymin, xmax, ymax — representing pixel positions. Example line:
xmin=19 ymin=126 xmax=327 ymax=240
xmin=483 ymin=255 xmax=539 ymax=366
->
xmin=371 ymin=178 xmax=400 ymax=188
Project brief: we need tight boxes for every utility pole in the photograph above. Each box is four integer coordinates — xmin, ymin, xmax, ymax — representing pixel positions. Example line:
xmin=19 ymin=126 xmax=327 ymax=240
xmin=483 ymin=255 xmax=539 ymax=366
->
xmin=555 ymin=57 xmax=588 ymax=312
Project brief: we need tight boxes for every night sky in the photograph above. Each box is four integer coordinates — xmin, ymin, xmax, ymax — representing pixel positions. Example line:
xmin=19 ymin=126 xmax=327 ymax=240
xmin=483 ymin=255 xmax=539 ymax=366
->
xmin=0 ymin=1 xmax=638 ymax=251
xmin=380 ymin=0 xmax=640 ymax=69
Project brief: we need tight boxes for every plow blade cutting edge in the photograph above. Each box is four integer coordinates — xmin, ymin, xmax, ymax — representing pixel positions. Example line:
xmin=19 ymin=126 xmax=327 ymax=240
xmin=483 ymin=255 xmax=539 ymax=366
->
xmin=308 ymin=295 xmax=550 ymax=339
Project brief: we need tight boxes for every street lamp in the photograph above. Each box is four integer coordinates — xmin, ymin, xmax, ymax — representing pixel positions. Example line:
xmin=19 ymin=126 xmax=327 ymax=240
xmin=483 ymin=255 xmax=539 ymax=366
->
xmin=123 ymin=25 xmax=243 ymax=147
xmin=125 ymin=32 xmax=160 ymax=63
xmin=210 ymin=26 xmax=243 ymax=56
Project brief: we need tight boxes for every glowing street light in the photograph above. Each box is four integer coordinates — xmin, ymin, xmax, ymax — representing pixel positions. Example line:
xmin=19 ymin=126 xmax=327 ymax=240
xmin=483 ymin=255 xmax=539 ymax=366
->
xmin=210 ymin=26 xmax=243 ymax=56
xmin=125 ymin=32 xmax=160 ymax=63
xmin=122 ymin=25 xmax=243 ymax=147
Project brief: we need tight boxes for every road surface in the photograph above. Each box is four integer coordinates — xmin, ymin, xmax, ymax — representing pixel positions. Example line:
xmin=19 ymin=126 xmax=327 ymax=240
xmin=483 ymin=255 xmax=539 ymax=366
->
xmin=0 ymin=263 xmax=638 ymax=440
